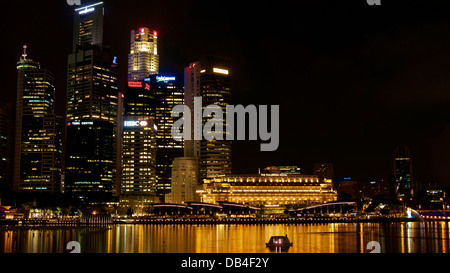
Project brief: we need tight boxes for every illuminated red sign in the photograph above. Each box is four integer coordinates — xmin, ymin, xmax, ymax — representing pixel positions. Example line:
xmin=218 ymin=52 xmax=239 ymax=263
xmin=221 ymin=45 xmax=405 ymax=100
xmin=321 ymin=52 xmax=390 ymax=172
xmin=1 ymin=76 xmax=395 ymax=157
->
xmin=128 ymin=82 xmax=142 ymax=88
xmin=145 ymin=83 xmax=150 ymax=91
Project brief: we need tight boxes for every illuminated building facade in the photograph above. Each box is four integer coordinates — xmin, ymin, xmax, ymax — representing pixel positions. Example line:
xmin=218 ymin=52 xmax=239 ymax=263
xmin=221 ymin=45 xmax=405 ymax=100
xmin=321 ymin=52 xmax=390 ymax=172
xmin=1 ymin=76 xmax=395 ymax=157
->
xmin=165 ymin=157 xmax=199 ymax=204
xmin=68 ymin=2 xmax=117 ymax=124
xmin=66 ymin=46 xmax=118 ymax=124
xmin=13 ymin=46 xmax=63 ymax=193
xmin=65 ymin=2 xmax=119 ymax=201
xmin=122 ymin=75 xmax=184 ymax=200
xmin=123 ymin=81 xmax=154 ymax=117
xmin=72 ymin=2 xmax=104 ymax=51
xmin=147 ymin=75 xmax=184 ymax=199
xmin=0 ymin=104 xmax=13 ymax=191
xmin=120 ymin=27 xmax=161 ymax=205
xmin=118 ymin=82 xmax=152 ymax=200
xmin=120 ymin=118 xmax=158 ymax=208
xmin=199 ymin=174 xmax=336 ymax=206
xmin=68 ymin=2 xmax=118 ymax=124
xmin=184 ymin=56 xmax=232 ymax=181
xmin=65 ymin=121 xmax=114 ymax=200
xmin=394 ymin=146 xmax=414 ymax=199
xmin=120 ymin=81 xmax=157 ymax=206
xmin=128 ymin=27 xmax=159 ymax=82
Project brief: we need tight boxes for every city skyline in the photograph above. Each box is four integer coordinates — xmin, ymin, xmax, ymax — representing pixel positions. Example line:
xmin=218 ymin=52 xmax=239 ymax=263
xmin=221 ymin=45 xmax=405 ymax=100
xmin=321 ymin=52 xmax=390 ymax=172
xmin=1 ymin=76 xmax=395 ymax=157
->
xmin=1 ymin=0 xmax=450 ymax=189
xmin=3 ymin=0 xmax=450 ymax=259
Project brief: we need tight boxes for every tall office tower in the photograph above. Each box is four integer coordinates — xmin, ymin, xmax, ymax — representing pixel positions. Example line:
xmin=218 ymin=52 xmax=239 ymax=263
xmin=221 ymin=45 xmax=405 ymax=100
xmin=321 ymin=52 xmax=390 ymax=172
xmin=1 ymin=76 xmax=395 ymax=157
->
xmin=65 ymin=2 xmax=119 ymax=202
xmin=120 ymin=118 xmax=157 ymax=210
xmin=0 ymin=103 xmax=14 ymax=192
xmin=121 ymin=80 xmax=154 ymax=204
xmin=394 ymin=146 xmax=414 ymax=199
xmin=314 ymin=163 xmax=334 ymax=182
xmin=66 ymin=46 xmax=118 ymax=123
xmin=72 ymin=2 xmax=104 ymax=51
xmin=67 ymin=2 xmax=117 ymax=124
xmin=123 ymin=81 xmax=154 ymax=117
xmin=65 ymin=120 xmax=114 ymax=200
xmin=13 ymin=46 xmax=63 ymax=193
xmin=128 ymin=27 xmax=159 ymax=82
xmin=165 ymin=157 xmax=199 ymax=204
xmin=121 ymin=80 xmax=158 ymax=207
xmin=147 ymin=75 xmax=184 ymax=199
xmin=184 ymin=56 xmax=232 ymax=183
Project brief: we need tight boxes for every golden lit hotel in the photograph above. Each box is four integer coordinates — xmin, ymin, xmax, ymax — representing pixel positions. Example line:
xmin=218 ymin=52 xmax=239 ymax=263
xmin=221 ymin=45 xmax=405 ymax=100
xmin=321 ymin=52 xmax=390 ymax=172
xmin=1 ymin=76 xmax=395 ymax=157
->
xmin=198 ymin=174 xmax=337 ymax=206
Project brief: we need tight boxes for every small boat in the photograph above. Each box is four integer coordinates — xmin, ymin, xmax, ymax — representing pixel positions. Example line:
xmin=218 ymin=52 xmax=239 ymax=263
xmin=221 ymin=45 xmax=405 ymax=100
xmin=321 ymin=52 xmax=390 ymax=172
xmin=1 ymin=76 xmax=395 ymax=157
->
xmin=266 ymin=235 xmax=293 ymax=249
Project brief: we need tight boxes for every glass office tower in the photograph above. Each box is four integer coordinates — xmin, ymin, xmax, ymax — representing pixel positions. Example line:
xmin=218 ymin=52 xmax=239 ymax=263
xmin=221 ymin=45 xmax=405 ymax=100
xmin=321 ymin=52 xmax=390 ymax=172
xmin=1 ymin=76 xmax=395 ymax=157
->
xmin=73 ymin=2 xmax=104 ymax=51
xmin=147 ymin=75 xmax=184 ymax=199
xmin=65 ymin=2 xmax=119 ymax=202
xmin=13 ymin=46 xmax=63 ymax=193
xmin=120 ymin=118 xmax=157 ymax=210
xmin=184 ymin=56 xmax=232 ymax=182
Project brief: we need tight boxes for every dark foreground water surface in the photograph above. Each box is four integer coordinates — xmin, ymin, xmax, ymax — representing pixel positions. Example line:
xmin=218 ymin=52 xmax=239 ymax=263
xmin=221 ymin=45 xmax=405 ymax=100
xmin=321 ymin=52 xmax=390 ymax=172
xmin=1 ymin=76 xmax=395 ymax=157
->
xmin=1 ymin=221 xmax=450 ymax=253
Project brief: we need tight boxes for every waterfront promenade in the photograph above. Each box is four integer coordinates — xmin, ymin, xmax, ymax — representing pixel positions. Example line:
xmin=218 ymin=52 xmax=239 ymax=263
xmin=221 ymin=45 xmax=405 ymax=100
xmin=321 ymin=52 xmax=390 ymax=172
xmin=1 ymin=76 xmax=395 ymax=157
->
xmin=0 ymin=214 xmax=447 ymax=230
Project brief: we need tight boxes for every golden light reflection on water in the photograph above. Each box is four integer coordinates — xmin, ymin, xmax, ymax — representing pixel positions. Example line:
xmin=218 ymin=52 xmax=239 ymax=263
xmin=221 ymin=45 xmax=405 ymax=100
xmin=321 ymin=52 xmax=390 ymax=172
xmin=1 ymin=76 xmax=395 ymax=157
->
xmin=441 ymin=222 xmax=447 ymax=253
xmin=1 ymin=222 xmax=450 ymax=253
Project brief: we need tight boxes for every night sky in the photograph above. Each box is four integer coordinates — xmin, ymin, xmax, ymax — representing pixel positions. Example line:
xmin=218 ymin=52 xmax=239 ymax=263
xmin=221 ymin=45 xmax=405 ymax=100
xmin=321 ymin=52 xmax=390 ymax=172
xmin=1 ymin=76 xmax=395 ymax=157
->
xmin=2 ymin=0 xmax=450 ymax=188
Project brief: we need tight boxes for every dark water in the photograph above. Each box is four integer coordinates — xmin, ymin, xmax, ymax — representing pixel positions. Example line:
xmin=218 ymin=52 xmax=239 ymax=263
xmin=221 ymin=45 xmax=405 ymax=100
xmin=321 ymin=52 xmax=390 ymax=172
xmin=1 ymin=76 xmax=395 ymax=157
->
xmin=1 ymin=221 xmax=450 ymax=253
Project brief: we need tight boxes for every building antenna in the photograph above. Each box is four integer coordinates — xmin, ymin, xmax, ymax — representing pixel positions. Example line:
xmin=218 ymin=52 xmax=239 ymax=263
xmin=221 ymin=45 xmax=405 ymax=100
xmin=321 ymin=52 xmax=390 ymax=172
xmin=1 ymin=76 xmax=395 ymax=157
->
xmin=22 ymin=45 xmax=27 ymax=60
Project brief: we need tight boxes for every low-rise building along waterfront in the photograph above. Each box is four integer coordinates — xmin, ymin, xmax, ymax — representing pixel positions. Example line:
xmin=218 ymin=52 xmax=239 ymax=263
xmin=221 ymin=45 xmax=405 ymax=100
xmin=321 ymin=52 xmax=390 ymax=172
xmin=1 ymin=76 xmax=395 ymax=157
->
xmin=198 ymin=173 xmax=337 ymax=206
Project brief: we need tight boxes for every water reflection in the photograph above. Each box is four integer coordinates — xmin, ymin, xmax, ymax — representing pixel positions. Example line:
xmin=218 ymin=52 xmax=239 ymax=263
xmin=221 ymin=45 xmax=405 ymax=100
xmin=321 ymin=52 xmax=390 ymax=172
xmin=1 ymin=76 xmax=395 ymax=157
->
xmin=1 ymin=222 xmax=450 ymax=253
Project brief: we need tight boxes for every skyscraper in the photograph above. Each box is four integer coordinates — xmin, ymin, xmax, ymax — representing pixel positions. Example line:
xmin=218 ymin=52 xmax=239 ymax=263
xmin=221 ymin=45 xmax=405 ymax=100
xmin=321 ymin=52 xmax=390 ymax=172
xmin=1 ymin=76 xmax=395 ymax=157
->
xmin=121 ymin=26 xmax=159 ymax=204
xmin=66 ymin=45 xmax=118 ymax=123
xmin=120 ymin=118 xmax=157 ymax=210
xmin=13 ymin=46 xmax=63 ymax=193
xmin=73 ymin=2 xmax=104 ymax=51
xmin=184 ymin=56 xmax=232 ymax=182
xmin=128 ymin=27 xmax=159 ymax=82
xmin=121 ymin=27 xmax=161 ymax=206
xmin=67 ymin=2 xmax=117 ymax=124
xmin=125 ymin=23 xmax=182 ymax=201
xmin=121 ymin=75 xmax=184 ymax=201
xmin=147 ymin=75 xmax=184 ymax=199
xmin=0 ymin=103 xmax=14 ymax=192
xmin=123 ymin=81 xmax=154 ymax=118
xmin=65 ymin=2 xmax=119 ymax=202
xmin=394 ymin=146 xmax=414 ymax=199
xmin=121 ymin=77 xmax=158 ymax=206
xmin=65 ymin=120 xmax=114 ymax=200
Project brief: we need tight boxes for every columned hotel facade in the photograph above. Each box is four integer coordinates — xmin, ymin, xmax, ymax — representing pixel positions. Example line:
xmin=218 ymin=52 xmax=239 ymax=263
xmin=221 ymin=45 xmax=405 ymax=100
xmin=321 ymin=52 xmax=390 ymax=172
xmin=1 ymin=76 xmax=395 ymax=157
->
xmin=198 ymin=174 xmax=337 ymax=206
